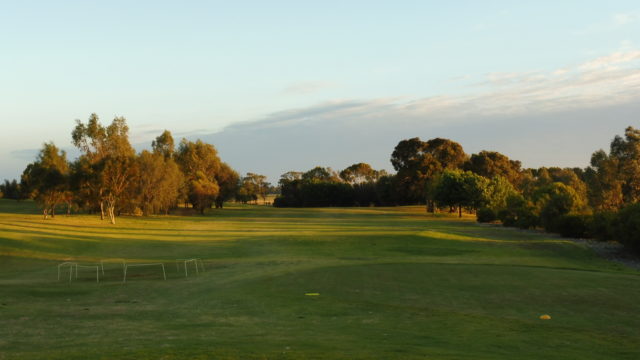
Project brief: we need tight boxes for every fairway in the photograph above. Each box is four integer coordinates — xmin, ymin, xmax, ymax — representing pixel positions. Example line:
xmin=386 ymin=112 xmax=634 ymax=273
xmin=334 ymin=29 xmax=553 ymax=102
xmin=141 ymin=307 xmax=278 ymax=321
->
xmin=1 ymin=200 xmax=639 ymax=360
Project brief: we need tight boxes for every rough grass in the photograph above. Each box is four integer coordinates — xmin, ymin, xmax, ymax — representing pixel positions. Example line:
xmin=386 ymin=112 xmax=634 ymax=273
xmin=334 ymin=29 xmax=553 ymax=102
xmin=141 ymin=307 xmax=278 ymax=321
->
xmin=0 ymin=199 xmax=639 ymax=359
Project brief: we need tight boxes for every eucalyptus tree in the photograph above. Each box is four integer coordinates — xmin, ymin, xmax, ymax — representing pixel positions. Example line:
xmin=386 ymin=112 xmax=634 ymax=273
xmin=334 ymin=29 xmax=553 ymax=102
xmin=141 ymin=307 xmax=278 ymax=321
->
xmin=135 ymin=150 xmax=184 ymax=215
xmin=176 ymin=139 xmax=222 ymax=213
xmin=72 ymin=114 xmax=135 ymax=224
xmin=391 ymin=137 xmax=467 ymax=205
xmin=464 ymin=151 xmax=522 ymax=186
xmin=20 ymin=143 xmax=70 ymax=219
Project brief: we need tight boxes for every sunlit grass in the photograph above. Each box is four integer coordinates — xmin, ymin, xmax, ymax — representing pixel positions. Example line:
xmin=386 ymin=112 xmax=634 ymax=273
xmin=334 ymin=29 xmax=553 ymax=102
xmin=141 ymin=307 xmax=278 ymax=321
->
xmin=0 ymin=199 xmax=639 ymax=359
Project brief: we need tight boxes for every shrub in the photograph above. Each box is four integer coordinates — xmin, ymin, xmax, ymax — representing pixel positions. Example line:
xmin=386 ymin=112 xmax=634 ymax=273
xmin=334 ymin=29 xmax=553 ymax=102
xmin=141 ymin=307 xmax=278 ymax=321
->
xmin=614 ymin=203 xmax=640 ymax=255
xmin=497 ymin=209 xmax=517 ymax=227
xmin=589 ymin=211 xmax=616 ymax=242
xmin=476 ymin=207 xmax=497 ymax=223
xmin=556 ymin=214 xmax=591 ymax=238
xmin=514 ymin=211 xmax=539 ymax=229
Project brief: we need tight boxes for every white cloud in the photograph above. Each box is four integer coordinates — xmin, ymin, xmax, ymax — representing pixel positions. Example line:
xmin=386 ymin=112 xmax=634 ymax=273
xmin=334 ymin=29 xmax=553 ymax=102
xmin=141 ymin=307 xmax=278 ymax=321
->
xmin=578 ymin=50 xmax=640 ymax=70
xmin=234 ymin=49 xmax=640 ymax=130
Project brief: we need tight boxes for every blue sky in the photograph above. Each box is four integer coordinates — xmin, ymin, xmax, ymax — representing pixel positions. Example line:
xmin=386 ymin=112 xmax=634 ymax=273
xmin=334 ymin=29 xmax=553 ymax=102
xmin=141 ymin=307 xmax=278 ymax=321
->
xmin=1 ymin=1 xmax=640 ymax=181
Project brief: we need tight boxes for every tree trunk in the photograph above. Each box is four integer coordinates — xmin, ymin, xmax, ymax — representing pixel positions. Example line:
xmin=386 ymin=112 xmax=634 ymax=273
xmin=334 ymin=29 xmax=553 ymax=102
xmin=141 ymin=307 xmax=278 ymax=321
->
xmin=43 ymin=208 xmax=48 ymax=220
xmin=108 ymin=205 xmax=116 ymax=224
xmin=100 ymin=201 xmax=105 ymax=220
xmin=51 ymin=205 xmax=55 ymax=218
xmin=67 ymin=202 xmax=71 ymax=216
xmin=458 ymin=205 xmax=462 ymax=218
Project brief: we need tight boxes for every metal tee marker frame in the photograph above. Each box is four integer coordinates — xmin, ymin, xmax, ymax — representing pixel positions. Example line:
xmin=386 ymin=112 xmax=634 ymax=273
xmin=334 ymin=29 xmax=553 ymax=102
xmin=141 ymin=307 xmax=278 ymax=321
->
xmin=57 ymin=262 xmax=100 ymax=283
xmin=123 ymin=263 xmax=167 ymax=283
xmin=76 ymin=264 xmax=100 ymax=283
xmin=100 ymin=258 xmax=126 ymax=275
xmin=175 ymin=258 xmax=205 ymax=277
xmin=57 ymin=262 xmax=77 ymax=282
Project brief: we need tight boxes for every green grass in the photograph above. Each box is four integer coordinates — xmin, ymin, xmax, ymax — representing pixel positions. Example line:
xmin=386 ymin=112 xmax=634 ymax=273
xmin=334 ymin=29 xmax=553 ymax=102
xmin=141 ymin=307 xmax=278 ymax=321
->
xmin=0 ymin=199 xmax=639 ymax=359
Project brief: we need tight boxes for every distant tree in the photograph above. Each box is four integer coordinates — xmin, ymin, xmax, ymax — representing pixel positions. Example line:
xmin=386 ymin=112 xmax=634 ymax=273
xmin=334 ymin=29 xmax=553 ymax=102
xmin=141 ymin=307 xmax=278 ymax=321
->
xmin=72 ymin=114 xmax=136 ymax=224
xmin=252 ymin=173 xmax=271 ymax=204
xmin=609 ymin=126 xmax=640 ymax=204
xmin=175 ymin=139 xmax=224 ymax=212
xmin=215 ymin=163 xmax=239 ymax=208
xmin=189 ymin=171 xmax=219 ymax=214
xmin=584 ymin=150 xmax=624 ymax=210
xmin=464 ymin=151 xmax=522 ymax=186
xmin=135 ymin=150 xmax=183 ymax=215
xmin=433 ymin=170 xmax=489 ymax=217
xmin=584 ymin=127 xmax=640 ymax=210
xmin=302 ymin=166 xmax=338 ymax=182
xmin=280 ymin=171 xmax=303 ymax=182
xmin=339 ymin=163 xmax=375 ymax=184
xmin=71 ymin=113 xmax=108 ymax=219
xmin=20 ymin=143 xmax=70 ymax=219
xmin=152 ymin=130 xmax=175 ymax=159
xmin=391 ymin=137 xmax=467 ymax=205
xmin=101 ymin=118 xmax=136 ymax=224
xmin=0 ymin=180 xmax=22 ymax=200
xmin=533 ymin=182 xmax=586 ymax=232
xmin=484 ymin=175 xmax=519 ymax=211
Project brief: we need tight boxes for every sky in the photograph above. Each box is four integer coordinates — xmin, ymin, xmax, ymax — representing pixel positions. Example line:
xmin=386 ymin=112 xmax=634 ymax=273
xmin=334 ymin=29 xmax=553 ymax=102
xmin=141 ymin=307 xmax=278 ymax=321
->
xmin=1 ymin=1 xmax=639 ymax=182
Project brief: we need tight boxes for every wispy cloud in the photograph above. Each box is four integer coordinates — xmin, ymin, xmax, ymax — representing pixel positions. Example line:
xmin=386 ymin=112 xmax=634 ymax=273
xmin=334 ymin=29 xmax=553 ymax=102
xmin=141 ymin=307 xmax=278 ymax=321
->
xmin=9 ymin=149 xmax=39 ymax=161
xmin=578 ymin=50 xmax=640 ymax=70
xmin=238 ymin=50 xmax=640 ymax=129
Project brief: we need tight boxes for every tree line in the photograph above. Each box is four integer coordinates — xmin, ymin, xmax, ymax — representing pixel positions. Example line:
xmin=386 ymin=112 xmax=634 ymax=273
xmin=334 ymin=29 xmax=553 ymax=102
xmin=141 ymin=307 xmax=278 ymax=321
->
xmin=2 ymin=116 xmax=638 ymax=253
xmin=3 ymin=114 xmax=272 ymax=223
xmin=273 ymin=127 xmax=640 ymax=254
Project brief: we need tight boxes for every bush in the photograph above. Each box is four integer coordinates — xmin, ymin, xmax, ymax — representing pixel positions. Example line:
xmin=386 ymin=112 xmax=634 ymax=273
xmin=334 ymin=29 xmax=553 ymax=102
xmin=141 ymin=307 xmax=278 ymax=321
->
xmin=497 ymin=209 xmax=516 ymax=227
xmin=476 ymin=208 xmax=497 ymax=223
xmin=556 ymin=214 xmax=591 ymax=238
xmin=514 ymin=211 xmax=539 ymax=229
xmin=614 ymin=203 xmax=640 ymax=255
xmin=589 ymin=211 xmax=616 ymax=241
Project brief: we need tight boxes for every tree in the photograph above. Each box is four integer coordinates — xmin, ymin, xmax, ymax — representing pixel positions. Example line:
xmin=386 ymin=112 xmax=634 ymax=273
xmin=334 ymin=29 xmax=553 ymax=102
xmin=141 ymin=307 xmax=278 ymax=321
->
xmin=433 ymin=170 xmax=489 ymax=217
xmin=247 ymin=173 xmax=270 ymax=204
xmin=0 ymin=180 xmax=22 ymax=200
xmin=189 ymin=171 xmax=219 ymax=214
xmin=464 ymin=151 xmax=522 ymax=186
xmin=339 ymin=163 xmax=383 ymax=184
xmin=215 ymin=163 xmax=239 ymax=208
xmin=484 ymin=175 xmax=519 ymax=211
xmin=391 ymin=137 xmax=467 ymax=205
xmin=237 ymin=173 xmax=268 ymax=204
xmin=135 ymin=150 xmax=184 ymax=215
xmin=152 ymin=130 xmax=175 ymax=159
xmin=71 ymin=114 xmax=136 ymax=224
xmin=175 ymin=139 xmax=227 ymax=213
xmin=584 ymin=127 xmax=640 ymax=210
xmin=20 ymin=143 xmax=70 ymax=219
xmin=302 ymin=166 xmax=338 ymax=182
xmin=584 ymin=150 xmax=624 ymax=210
xmin=71 ymin=113 xmax=108 ymax=219
xmin=533 ymin=182 xmax=586 ymax=232
xmin=609 ymin=126 xmax=640 ymax=204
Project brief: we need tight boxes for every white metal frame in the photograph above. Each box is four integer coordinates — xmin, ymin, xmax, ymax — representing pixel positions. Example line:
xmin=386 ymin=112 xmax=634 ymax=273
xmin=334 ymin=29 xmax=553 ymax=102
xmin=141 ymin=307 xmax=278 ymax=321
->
xmin=100 ymin=258 xmax=126 ymax=275
xmin=57 ymin=262 xmax=100 ymax=283
xmin=76 ymin=264 xmax=100 ymax=283
xmin=175 ymin=258 xmax=205 ymax=277
xmin=57 ymin=262 xmax=77 ymax=282
xmin=123 ymin=263 xmax=167 ymax=283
